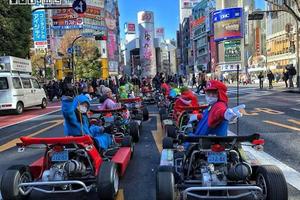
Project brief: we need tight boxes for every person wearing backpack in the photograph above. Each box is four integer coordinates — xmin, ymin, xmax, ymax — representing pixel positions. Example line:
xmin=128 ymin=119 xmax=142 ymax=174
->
xmin=288 ymin=64 xmax=296 ymax=88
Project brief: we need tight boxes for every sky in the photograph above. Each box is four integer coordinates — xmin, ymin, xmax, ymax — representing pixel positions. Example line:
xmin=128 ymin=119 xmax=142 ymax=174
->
xmin=118 ymin=0 xmax=265 ymax=41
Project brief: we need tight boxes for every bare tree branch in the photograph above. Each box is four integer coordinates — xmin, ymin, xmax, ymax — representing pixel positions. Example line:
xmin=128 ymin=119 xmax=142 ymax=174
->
xmin=284 ymin=0 xmax=300 ymax=20
xmin=265 ymin=0 xmax=285 ymax=9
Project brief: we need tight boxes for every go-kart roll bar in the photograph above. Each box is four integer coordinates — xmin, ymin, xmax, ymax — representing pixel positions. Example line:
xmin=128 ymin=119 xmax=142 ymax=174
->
xmin=19 ymin=135 xmax=94 ymax=146
xmin=177 ymin=134 xmax=260 ymax=144
xmin=90 ymin=106 xmax=127 ymax=114
xmin=119 ymin=97 xmax=142 ymax=103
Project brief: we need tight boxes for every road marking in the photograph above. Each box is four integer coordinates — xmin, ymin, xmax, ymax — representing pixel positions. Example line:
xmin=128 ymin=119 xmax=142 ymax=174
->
xmin=288 ymin=119 xmax=300 ymax=126
xmin=291 ymin=108 xmax=300 ymax=112
xmin=150 ymin=114 xmax=163 ymax=153
xmin=254 ymin=108 xmax=284 ymax=115
xmin=228 ymin=130 xmax=300 ymax=191
xmin=264 ymin=120 xmax=300 ymax=131
xmin=116 ymin=189 xmax=124 ymax=200
xmin=0 ymin=109 xmax=61 ymax=130
xmin=0 ymin=120 xmax=63 ymax=153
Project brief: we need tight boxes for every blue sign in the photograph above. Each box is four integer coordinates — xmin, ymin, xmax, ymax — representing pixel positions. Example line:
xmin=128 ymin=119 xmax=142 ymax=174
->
xmin=213 ymin=7 xmax=243 ymax=42
xmin=72 ymin=0 xmax=87 ymax=14
xmin=32 ymin=10 xmax=47 ymax=42
xmin=67 ymin=47 xmax=73 ymax=54
xmin=213 ymin=7 xmax=242 ymax=23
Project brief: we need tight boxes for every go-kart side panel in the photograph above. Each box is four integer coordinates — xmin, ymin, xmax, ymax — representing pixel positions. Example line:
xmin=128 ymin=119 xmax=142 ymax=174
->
xmin=29 ymin=156 xmax=45 ymax=179
xmin=20 ymin=135 xmax=94 ymax=146
xmin=112 ymin=147 xmax=131 ymax=176
xmin=86 ymin=146 xmax=103 ymax=175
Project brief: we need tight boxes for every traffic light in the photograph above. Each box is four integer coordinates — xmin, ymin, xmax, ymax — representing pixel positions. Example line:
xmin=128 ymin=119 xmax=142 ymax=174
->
xmin=95 ymin=34 xmax=107 ymax=41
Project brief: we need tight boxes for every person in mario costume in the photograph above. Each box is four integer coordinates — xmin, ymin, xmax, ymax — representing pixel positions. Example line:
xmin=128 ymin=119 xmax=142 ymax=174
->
xmin=193 ymin=80 xmax=245 ymax=136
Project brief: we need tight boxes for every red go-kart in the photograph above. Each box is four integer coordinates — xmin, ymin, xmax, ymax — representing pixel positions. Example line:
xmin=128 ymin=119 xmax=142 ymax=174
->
xmin=0 ymin=135 xmax=132 ymax=200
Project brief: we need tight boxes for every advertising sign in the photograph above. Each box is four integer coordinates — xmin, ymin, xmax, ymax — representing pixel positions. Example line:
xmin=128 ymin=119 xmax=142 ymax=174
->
xmin=105 ymin=17 xmax=116 ymax=30
xmin=109 ymin=61 xmax=118 ymax=73
xmin=125 ymin=23 xmax=136 ymax=34
xmin=138 ymin=11 xmax=154 ymax=24
xmin=108 ymin=31 xmax=116 ymax=59
xmin=32 ymin=10 xmax=47 ymax=42
xmin=209 ymin=36 xmax=217 ymax=72
xmin=191 ymin=16 xmax=205 ymax=29
xmin=255 ymin=27 xmax=261 ymax=56
xmin=155 ymin=28 xmax=165 ymax=38
xmin=181 ymin=0 xmax=201 ymax=9
xmin=224 ymin=40 xmax=241 ymax=62
xmin=213 ymin=7 xmax=243 ymax=42
xmin=53 ymin=18 xmax=83 ymax=26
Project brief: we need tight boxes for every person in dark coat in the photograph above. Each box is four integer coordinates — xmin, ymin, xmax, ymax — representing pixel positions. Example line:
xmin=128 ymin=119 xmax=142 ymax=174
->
xmin=283 ymin=70 xmax=289 ymax=88
xmin=267 ymin=70 xmax=274 ymax=89
xmin=258 ymin=72 xmax=264 ymax=89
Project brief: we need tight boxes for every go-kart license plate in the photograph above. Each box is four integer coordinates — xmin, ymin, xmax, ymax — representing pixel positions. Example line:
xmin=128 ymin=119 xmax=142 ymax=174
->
xmin=207 ymin=152 xmax=227 ymax=164
xmin=104 ymin=116 xmax=114 ymax=123
xmin=52 ymin=150 xmax=69 ymax=162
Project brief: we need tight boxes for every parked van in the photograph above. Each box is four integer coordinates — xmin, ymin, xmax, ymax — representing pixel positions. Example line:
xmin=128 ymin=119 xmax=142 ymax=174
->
xmin=0 ymin=56 xmax=47 ymax=114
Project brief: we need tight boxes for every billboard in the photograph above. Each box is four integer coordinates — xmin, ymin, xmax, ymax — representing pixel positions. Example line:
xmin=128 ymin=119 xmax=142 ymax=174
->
xmin=32 ymin=10 xmax=47 ymax=42
xmin=125 ymin=23 xmax=136 ymax=34
xmin=191 ymin=16 xmax=205 ymax=29
xmin=224 ymin=40 xmax=241 ymax=62
xmin=108 ymin=31 xmax=116 ymax=59
xmin=213 ymin=7 xmax=243 ymax=42
xmin=155 ymin=27 xmax=164 ymax=38
xmin=209 ymin=36 xmax=217 ymax=72
xmin=138 ymin=11 xmax=154 ymax=24
xmin=181 ymin=0 xmax=201 ymax=9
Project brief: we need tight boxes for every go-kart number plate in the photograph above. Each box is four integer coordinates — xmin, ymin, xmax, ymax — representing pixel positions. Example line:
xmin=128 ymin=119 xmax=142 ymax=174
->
xmin=104 ymin=116 xmax=114 ymax=123
xmin=52 ymin=150 xmax=69 ymax=162
xmin=207 ymin=152 xmax=227 ymax=164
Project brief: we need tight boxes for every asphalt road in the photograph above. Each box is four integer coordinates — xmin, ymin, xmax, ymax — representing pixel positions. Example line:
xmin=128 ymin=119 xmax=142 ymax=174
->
xmin=0 ymin=87 xmax=299 ymax=200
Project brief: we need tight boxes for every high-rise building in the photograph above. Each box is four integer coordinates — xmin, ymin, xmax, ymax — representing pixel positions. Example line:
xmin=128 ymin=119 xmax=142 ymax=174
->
xmin=179 ymin=0 xmax=202 ymax=24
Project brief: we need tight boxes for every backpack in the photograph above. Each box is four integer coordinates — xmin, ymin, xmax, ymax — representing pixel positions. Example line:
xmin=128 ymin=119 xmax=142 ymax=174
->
xmin=290 ymin=67 xmax=296 ymax=76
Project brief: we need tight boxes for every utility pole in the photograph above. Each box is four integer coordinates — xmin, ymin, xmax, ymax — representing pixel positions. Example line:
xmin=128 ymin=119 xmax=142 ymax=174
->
xmin=71 ymin=36 xmax=82 ymax=83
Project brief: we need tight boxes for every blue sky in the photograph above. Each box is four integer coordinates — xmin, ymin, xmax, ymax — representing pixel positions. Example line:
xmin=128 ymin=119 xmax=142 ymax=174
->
xmin=118 ymin=0 xmax=265 ymax=41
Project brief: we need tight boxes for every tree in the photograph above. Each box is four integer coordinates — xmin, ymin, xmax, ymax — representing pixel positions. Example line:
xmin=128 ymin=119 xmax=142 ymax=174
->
xmin=0 ymin=1 xmax=31 ymax=58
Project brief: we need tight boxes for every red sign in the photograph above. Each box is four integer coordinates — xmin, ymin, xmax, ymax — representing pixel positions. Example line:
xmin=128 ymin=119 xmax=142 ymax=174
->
xmin=191 ymin=16 xmax=205 ymax=28
xmin=128 ymin=23 xmax=135 ymax=32
xmin=209 ymin=36 xmax=217 ymax=72
xmin=53 ymin=18 xmax=83 ymax=26
xmin=255 ymin=27 xmax=261 ymax=56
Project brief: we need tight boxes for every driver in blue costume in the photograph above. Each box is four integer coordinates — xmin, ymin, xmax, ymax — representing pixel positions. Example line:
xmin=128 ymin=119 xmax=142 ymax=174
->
xmin=62 ymin=94 xmax=112 ymax=150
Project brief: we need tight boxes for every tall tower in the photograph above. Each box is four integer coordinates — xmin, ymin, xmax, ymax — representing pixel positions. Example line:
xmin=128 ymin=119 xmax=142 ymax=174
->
xmin=138 ymin=11 xmax=157 ymax=78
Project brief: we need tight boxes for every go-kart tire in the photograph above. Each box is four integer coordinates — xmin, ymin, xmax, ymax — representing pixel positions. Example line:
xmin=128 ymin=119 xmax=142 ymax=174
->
xmin=129 ymin=121 xmax=140 ymax=143
xmin=97 ymin=162 xmax=119 ymax=200
xmin=121 ymin=136 xmax=134 ymax=158
xmin=143 ymin=107 xmax=149 ymax=121
xmin=162 ymin=137 xmax=173 ymax=149
xmin=165 ymin=125 xmax=177 ymax=138
xmin=0 ymin=165 xmax=32 ymax=200
xmin=255 ymin=165 xmax=288 ymax=200
xmin=156 ymin=171 xmax=175 ymax=200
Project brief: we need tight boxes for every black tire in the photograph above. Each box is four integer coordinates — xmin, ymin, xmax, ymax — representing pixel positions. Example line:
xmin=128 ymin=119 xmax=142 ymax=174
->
xmin=143 ymin=107 xmax=149 ymax=121
xmin=165 ymin=125 xmax=177 ymax=138
xmin=162 ymin=137 xmax=173 ymax=149
xmin=156 ymin=171 xmax=175 ymax=200
xmin=0 ymin=165 xmax=32 ymax=200
xmin=129 ymin=121 xmax=140 ymax=143
xmin=97 ymin=162 xmax=119 ymax=200
xmin=41 ymin=98 xmax=47 ymax=109
xmin=15 ymin=102 xmax=24 ymax=115
xmin=255 ymin=165 xmax=288 ymax=200
xmin=121 ymin=136 xmax=134 ymax=158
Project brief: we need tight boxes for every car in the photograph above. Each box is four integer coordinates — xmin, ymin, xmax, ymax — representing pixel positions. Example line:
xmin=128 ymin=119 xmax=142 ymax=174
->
xmin=156 ymin=134 xmax=288 ymax=200
xmin=0 ymin=56 xmax=47 ymax=114
xmin=90 ymin=106 xmax=141 ymax=143
xmin=0 ymin=135 xmax=133 ymax=200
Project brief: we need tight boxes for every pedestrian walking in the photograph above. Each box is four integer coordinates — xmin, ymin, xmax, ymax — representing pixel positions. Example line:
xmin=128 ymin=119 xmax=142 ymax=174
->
xmin=192 ymin=74 xmax=196 ymax=88
xmin=283 ymin=70 xmax=289 ymax=88
xmin=267 ymin=70 xmax=274 ymax=89
xmin=258 ymin=72 xmax=264 ymax=89
xmin=287 ymin=64 xmax=296 ymax=88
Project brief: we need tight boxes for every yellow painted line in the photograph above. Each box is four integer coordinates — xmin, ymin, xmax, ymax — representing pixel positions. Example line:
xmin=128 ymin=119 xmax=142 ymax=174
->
xmin=288 ymin=119 xmax=300 ymax=126
xmin=264 ymin=120 xmax=300 ymax=132
xmin=0 ymin=120 xmax=64 ymax=153
xmin=116 ymin=189 xmax=124 ymax=200
xmin=150 ymin=113 xmax=163 ymax=153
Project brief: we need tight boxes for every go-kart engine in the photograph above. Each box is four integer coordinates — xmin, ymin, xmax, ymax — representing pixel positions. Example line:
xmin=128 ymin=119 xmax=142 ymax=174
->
xmin=201 ymin=164 xmax=227 ymax=187
xmin=63 ymin=159 xmax=87 ymax=176
xmin=42 ymin=163 xmax=66 ymax=182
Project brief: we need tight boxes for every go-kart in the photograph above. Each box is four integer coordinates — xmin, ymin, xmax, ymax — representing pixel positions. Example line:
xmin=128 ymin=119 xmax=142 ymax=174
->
xmin=119 ymin=97 xmax=149 ymax=121
xmin=90 ymin=106 xmax=141 ymax=143
xmin=157 ymin=134 xmax=288 ymax=200
xmin=162 ymin=105 xmax=208 ymax=138
xmin=141 ymin=90 xmax=157 ymax=104
xmin=1 ymin=135 xmax=133 ymax=200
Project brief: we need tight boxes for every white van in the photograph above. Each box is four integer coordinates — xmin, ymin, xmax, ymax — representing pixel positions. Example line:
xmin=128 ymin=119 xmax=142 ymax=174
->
xmin=0 ymin=56 xmax=47 ymax=114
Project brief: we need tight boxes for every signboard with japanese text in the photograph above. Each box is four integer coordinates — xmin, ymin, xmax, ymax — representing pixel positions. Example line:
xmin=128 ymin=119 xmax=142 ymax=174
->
xmin=32 ymin=10 xmax=47 ymax=42
xmin=213 ymin=7 xmax=243 ymax=42
xmin=125 ymin=23 xmax=136 ymax=34
xmin=108 ymin=31 xmax=116 ymax=59
xmin=155 ymin=28 xmax=164 ymax=38
xmin=53 ymin=18 xmax=83 ymax=26
xmin=224 ymin=40 xmax=241 ymax=62
xmin=181 ymin=0 xmax=201 ymax=9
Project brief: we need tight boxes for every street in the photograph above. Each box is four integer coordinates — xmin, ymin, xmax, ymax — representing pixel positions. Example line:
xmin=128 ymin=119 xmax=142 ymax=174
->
xmin=0 ymin=86 xmax=299 ymax=200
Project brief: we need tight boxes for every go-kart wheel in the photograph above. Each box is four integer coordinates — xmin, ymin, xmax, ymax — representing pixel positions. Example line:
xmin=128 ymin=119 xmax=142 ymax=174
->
xmin=255 ymin=165 xmax=288 ymax=200
xmin=156 ymin=171 xmax=175 ymax=200
xmin=162 ymin=137 xmax=173 ymax=149
xmin=129 ymin=121 xmax=140 ymax=143
xmin=121 ymin=136 xmax=134 ymax=158
xmin=0 ymin=165 xmax=32 ymax=200
xmin=97 ymin=162 xmax=119 ymax=200
xmin=143 ymin=107 xmax=149 ymax=121
xmin=165 ymin=125 xmax=177 ymax=138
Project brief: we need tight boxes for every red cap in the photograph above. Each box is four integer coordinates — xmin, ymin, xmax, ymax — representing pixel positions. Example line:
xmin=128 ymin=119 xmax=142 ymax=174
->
xmin=205 ymin=80 xmax=228 ymax=103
